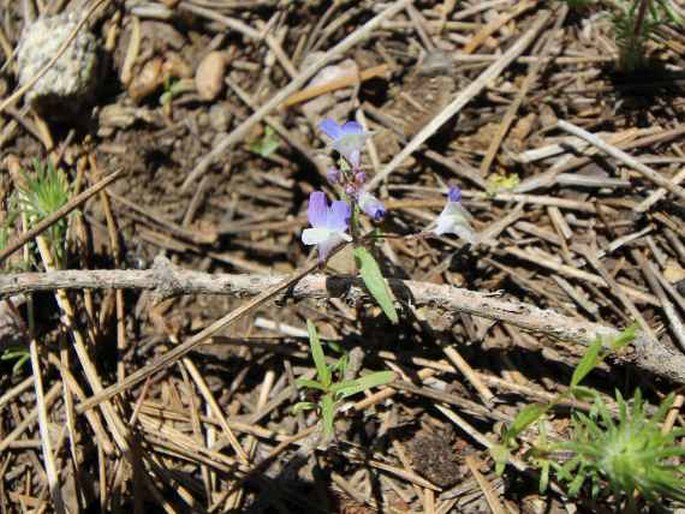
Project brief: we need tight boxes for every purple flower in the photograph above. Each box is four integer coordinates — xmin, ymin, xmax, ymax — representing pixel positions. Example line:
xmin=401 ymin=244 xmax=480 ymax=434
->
xmin=326 ymin=167 xmax=341 ymax=184
xmin=358 ymin=190 xmax=385 ymax=221
xmin=319 ymin=118 xmax=369 ymax=169
xmin=434 ymin=186 xmax=477 ymax=244
xmin=301 ymin=191 xmax=352 ymax=262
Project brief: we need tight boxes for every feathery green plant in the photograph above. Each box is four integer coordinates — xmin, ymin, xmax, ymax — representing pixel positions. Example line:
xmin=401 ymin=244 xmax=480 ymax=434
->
xmin=16 ymin=159 xmax=71 ymax=268
xmin=554 ymin=390 xmax=685 ymax=509
xmin=293 ymin=320 xmax=394 ymax=437
xmin=565 ymin=0 xmax=681 ymax=72
xmin=488 ymin=324 xmax=685 ymax=509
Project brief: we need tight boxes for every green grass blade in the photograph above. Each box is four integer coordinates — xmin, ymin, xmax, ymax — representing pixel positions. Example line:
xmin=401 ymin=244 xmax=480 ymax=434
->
xmin=307 ymin=320 xmax=331 ymax=388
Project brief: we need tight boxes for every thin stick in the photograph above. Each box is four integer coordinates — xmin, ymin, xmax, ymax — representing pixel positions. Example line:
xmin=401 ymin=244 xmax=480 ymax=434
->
xmin=182 ymin=0 xmax=412 ymax=191
xmin=0 ymin=168 xmax=123 ymax=265
xmin=29 ymin=338 xmax=65 ymax=514
xmin=556 ymin=120 xmax=685 ymax=204
xmin=282 ymin=64 xmax=389 ymax=107
xmin=366 ymin=10 xmax=551 ymax=190
xmin=464 ymin=454 xmax=507 ymax=514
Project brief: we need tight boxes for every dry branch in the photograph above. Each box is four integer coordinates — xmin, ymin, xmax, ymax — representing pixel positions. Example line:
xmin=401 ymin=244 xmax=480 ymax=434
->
xmin=2 ymin=256 xmax=685 ymax=385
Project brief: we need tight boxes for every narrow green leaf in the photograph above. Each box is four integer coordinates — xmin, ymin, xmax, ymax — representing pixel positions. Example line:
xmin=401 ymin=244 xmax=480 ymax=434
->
xmin=331 ymin=371 xmax=395 ymax=399
xmin=609 ymin=323 xmax=638 ymax=351
xmin=489 ymin=444 xmax=510 ymax=476
xmin=291 ymin=401 xmax=316 ymax=414
xmin=295 ymin=378 xmax=327 ymax=391
xmin=353 ymin=246 xmax=398 ymax=323
xmin=320 ymin=394 xmax=335 ymax=437
xmin=505 ymin=403 xmax=549 ymax=442
xmin=570 ymin=336 xmax=603 ymax=388
xmin=307 ymin=320 xmax=331 ymax=388
xmin=539 ymin=459 xmax=550 ymax=494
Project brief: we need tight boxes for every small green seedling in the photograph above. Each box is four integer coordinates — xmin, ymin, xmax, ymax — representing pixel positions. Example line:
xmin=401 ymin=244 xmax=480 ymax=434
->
xmin=553 ymin=390 xmax=685 ymax=511
xmin=249 ymin=125 xmax=281 ymax=158
xmin=16 ymin=160 xmax=71 ymax=267
xmin=1 ymin=346 xmax=30 ymax=375
xmin=493 ymin=324 xmax=685 ymax=509
xmin=293 ymin=320 xmax=395 ymax=437
xmin=565 ymin=0 xmax=681 ymax=72
xmin=491 ymin=326 xmax=643 ymax=487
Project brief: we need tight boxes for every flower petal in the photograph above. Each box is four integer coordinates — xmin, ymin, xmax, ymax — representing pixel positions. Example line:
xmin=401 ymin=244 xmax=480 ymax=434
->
xmin=340 ymin=121 xmax=363 ymax=135
xmin=434 ymin=203 xmax=476 ymax=243
xmin=448 ymin=186 xmax=462 ymax=203
xmin=359 ymin=191 xmax=385 ymax=221
xmin=302 ymin=227 xmax=332 ymax=246
xmin=332 ymin=135 xmax=368 ymax=168
xmin=326 ymin=200 xmax=351 ymax=233
xmin=307 ymin=191 xmax=328 ymax=228
xmin=319 ymin=118 xmax=342 ymax=140
xmin=317 ymin=239 xmax=337 ymax=263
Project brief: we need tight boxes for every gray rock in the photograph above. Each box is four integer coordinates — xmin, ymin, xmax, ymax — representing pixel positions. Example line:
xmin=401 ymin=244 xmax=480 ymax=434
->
xmin=17 ymin=12 xmax=99 ymax=119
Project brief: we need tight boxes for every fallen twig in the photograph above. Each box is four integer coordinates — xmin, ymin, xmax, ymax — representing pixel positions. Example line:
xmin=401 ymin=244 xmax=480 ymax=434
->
xmin=556 ymin=120 xmax=685 ymax=204
xmin=2 ymin=256 xmax=684 ymax=385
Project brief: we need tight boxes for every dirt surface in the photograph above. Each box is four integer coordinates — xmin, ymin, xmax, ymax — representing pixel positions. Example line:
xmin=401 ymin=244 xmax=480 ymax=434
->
xmin=1 ymin=1 xmax=685 ymax=512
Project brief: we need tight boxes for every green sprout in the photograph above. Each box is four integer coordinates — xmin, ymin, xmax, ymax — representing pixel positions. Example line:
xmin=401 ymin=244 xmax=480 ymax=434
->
xmin=293 ymin=321 xmax=395 ymax=437
xmin=16 ymin=160 xmax=71 ymax=268
xmin=249 ymin=125 xmax=281 ymax=158
xmin=490 ymin=324 xmax=684 ymax=510
xmin=553 ymin=390 xmax=685 ymax=510
xmin=563 ymin=0 xmax=681 ymax=72
xmin=1 ymin=346 xmax=30 ymax=375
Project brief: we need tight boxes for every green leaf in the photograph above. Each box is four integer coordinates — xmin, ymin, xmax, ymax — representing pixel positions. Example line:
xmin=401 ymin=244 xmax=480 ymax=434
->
xmin=505 ymin=403 xmax=549 ymax=442
xmin=295 ymin=378 xmax=327 ymax=391
xmin=489 ymin=444 xmax=510 ymax=476
xmin=291 ymin=401 xmax=316 ymax=414
xmin=320 ymin=393 xmax=335 ymax=437
xmin=570 ymin=336 xmax=603 ymax=388
xmin=250 ymin=126 xmax=281 ymax=158
xmin=307 ymin=320 xmax=331 ymax=388
xmin=331 ymin=371 xmax=395 ymax=399
xmin=539 ymin=459 xmax=550 ymax=494
xmin=353 ymin=246 xmax=398 ymax=323
xmin=609 ymin=323 xmax=637 ymax=351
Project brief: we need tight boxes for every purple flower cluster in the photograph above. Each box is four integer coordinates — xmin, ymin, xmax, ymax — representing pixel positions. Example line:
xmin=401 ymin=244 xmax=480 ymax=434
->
xmin=302 ymin=118 xmax=387 ymax=262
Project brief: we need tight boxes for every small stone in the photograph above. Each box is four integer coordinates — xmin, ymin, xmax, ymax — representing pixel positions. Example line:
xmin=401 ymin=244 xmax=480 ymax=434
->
xmin=208 ymin=103 xmax=232 ymax=132
xmin=128 ymin=57 xmax=164 ymax=103
xmin=17 ymin=12 xmax=99 ymax=119
xmin=195 ymin=51 xmax=226 ymax=101
xmin=162 ymin=51 xmax=192 ymax=79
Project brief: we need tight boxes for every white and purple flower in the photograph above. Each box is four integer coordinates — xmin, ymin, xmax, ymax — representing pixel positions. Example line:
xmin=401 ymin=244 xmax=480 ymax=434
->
xmin=301 ymin=191 xmax=352 ymax=262
xmin=319 ymin=118 xmax=369 ymax=169
xmin=433 ymin=186 xmax=477 ymax=244
xmin=358 ymin=190 xmax=386 ymax=221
